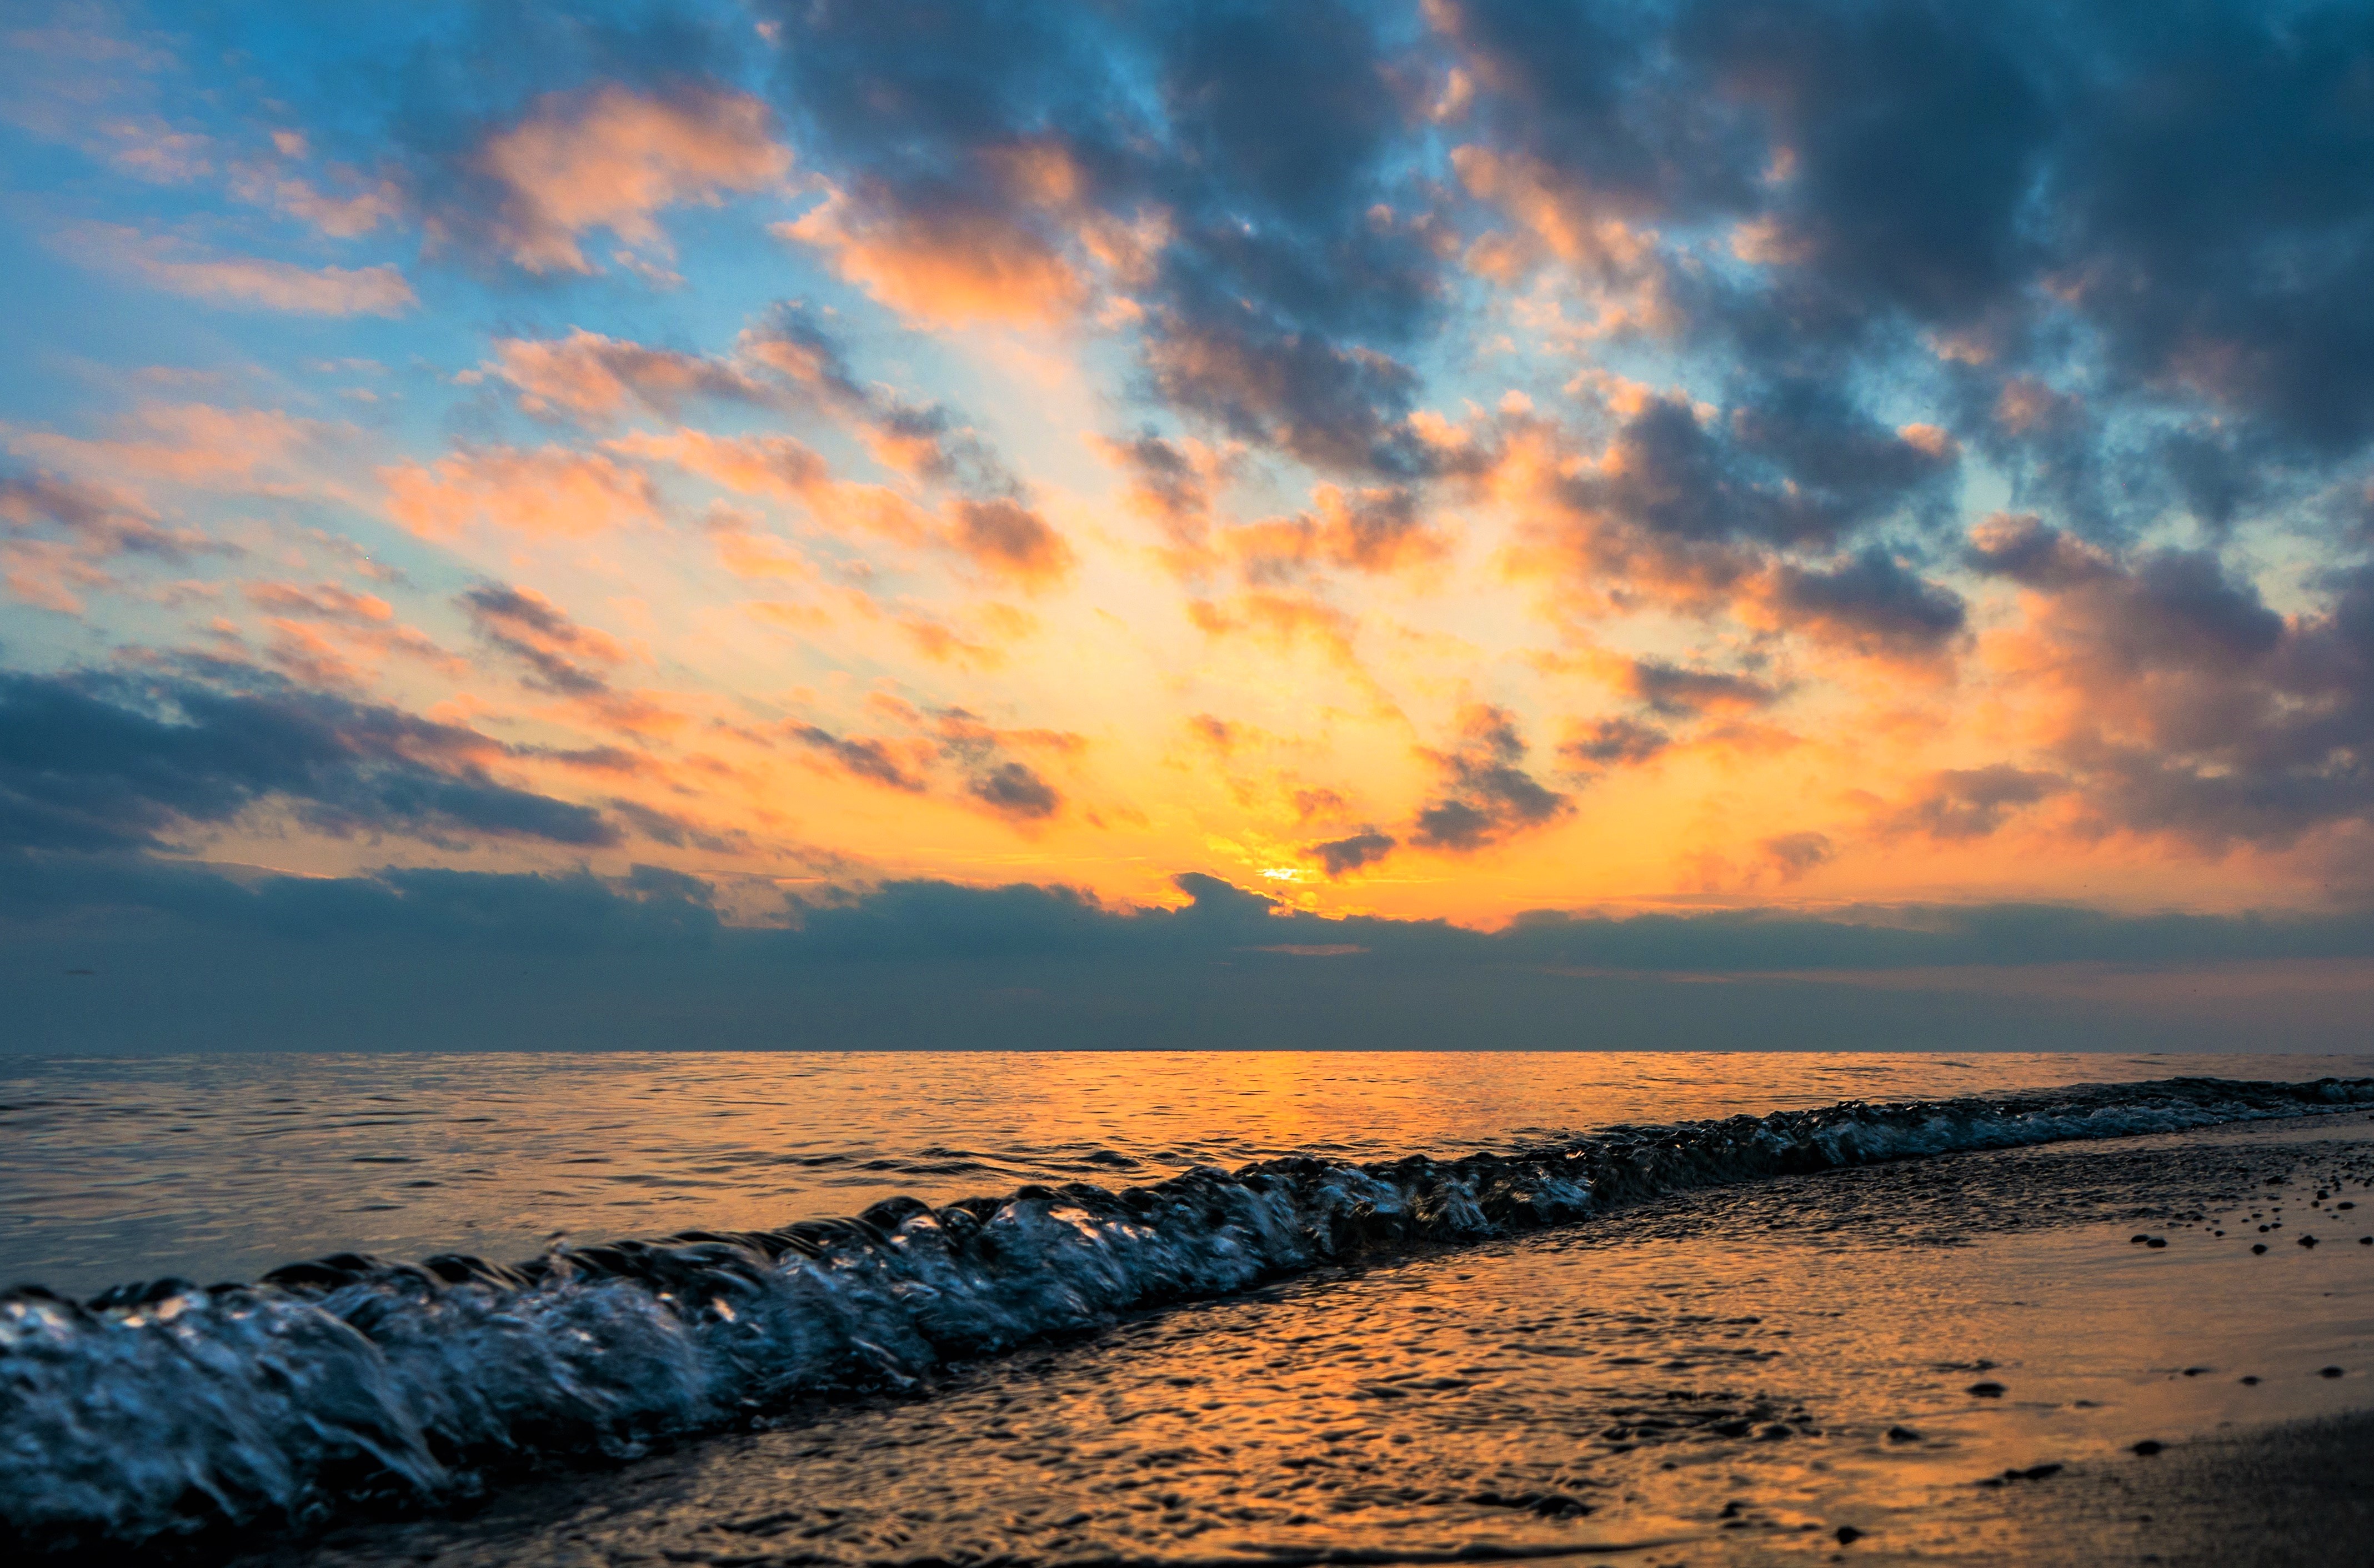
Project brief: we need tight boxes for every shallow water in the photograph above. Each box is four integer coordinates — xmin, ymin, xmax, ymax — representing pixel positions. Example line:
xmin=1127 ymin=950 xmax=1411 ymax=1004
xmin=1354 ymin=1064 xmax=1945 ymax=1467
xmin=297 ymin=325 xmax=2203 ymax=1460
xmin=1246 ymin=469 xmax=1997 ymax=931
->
xmin=7 ymin=1051 xmax=2371 ymax=1296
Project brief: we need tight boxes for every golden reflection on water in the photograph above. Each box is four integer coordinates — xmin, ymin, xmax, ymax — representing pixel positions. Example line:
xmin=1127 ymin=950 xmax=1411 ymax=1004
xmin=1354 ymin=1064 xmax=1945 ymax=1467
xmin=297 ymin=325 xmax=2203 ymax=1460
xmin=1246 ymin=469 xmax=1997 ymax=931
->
xmin=4 ymin=1049 xmax=2371 ymax=1296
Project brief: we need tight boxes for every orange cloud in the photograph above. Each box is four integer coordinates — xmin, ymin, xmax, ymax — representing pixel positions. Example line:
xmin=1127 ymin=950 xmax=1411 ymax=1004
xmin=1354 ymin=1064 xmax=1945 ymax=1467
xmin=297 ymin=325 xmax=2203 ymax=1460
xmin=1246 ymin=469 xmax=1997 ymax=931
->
xmin=52 ymin=221 xmax=415 ymax=315
xmin=486 ymin=328 xmax=779 ymax=420
xmin=469 ymin=84 xmax=791 ymax=275
xmin=8 ymin=403 xmax=342 ymax=499
xmin=383 ymin=445 xmax=664 ymax=539
xmin=777 ymin=184 xmax=1086 ymax=327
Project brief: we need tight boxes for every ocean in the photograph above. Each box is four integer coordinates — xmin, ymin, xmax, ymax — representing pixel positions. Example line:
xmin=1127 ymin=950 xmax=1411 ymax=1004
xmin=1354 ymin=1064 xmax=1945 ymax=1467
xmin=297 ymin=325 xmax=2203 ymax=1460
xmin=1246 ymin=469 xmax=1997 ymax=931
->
xmin=5 ymin=1051 xmax=2373 ymax=1564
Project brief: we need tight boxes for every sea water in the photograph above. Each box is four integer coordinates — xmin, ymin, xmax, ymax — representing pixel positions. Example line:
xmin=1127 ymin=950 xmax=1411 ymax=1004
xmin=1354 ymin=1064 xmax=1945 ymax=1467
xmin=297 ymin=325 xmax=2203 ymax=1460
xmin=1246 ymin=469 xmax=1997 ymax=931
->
xmin=4 ymin=1051 xmax=2373 ymax=1561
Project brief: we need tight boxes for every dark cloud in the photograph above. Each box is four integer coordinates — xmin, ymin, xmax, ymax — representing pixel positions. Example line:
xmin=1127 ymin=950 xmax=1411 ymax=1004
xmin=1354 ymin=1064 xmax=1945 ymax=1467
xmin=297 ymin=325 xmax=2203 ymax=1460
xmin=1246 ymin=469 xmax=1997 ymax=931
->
xmin=459 ymin=583 xmax=625 ymax=696
xmin=1142 ymin=312 xmax=1435 ymax=478
xmin=1411 ymin=705 xmax=1571 ymax=851
xmin=1759 ymin=830 xmax=1833 ymax=881
xmin=1560 ymin=717 xmax=1671 ymax=770
xmin=1962 ymin=534 xmax=2374 ymax=849
xmin=1627 ymin=660 xmax=1781 ymax=718
xmin=789 ymin=725 xmax=928 ymax=793
xmin=968 ymin=760 xmax=1060 ymax=820
xmin=0 ymin=670 xmax=614 ymax=853
xmin=1305 ymin=828 xmax=1395 ymax=878
xmin=1885 ymin=767 xmax=2063 ymax=841
xmin=16 ymin=861 xmax=2374 ymax=1053
xmin=0 ymin=470 xmax=204 ymax=560
xmin=1769 ymin=549 xmax=1966 ymax=654
xmin=1686 ymin=0 xmax=2051 ymax=333
xmin=1558 ymin=390 xmax=1955 ymax=567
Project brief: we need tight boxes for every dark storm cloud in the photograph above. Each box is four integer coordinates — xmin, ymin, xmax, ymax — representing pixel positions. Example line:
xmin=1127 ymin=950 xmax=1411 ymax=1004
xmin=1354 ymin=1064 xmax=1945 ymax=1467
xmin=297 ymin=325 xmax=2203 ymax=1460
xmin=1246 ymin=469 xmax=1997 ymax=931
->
xmin=0 ymin=670 xmax=615 ymax=852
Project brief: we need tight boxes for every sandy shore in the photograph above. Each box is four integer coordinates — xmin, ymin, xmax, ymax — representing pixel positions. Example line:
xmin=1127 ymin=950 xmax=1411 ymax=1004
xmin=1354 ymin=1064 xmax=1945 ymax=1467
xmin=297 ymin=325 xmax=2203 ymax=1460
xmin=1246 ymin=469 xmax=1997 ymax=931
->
xmin=1962 ymin=1408 xmax=2374 ymax=1567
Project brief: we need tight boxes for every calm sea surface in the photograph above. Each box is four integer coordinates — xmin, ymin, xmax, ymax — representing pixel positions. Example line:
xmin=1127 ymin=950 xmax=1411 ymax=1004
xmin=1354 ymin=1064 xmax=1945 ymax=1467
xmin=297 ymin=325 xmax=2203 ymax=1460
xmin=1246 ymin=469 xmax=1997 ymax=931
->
xmin=6 ymin=1049 xmax=2371 ymax=1296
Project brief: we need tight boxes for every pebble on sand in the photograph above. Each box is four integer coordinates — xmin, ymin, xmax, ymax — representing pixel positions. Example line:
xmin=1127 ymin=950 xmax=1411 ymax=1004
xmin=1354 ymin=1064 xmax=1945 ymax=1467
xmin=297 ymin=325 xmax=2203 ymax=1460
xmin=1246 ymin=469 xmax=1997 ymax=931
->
xmin=2321 ymin=1366 xmax=2346 ymax=1379
xmin=2253 ymin=1244 xmax=2269 ymax=1254
xmin=2132 ymin=1440 xmax=2165 ymax=1455
xmin=1834 ymin=1525 xmax=1865 ymax=1545
xmin=1967 ymin=1381 xmax=2007 ymax=1397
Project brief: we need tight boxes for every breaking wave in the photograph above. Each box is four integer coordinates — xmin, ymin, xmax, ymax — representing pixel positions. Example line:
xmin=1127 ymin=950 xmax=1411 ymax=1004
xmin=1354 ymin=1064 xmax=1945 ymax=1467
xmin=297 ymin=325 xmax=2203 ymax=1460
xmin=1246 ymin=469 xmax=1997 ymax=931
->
xmin=6 ymin=1075 xmax=2371 ymax=1554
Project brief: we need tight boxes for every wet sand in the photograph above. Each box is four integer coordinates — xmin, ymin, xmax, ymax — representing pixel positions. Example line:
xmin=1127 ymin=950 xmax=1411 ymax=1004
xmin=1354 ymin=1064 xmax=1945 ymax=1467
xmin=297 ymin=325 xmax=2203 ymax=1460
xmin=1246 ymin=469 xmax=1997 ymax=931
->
xmin=1974 ymin=1409 xmax=2374 ymax=1567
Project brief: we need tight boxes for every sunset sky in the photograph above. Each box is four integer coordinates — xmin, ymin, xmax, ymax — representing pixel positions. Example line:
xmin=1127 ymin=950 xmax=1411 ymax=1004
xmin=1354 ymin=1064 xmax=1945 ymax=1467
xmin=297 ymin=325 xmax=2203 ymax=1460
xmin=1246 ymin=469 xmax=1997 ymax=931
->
xmin=11 ymin=0 xmax=2374 ymax=1049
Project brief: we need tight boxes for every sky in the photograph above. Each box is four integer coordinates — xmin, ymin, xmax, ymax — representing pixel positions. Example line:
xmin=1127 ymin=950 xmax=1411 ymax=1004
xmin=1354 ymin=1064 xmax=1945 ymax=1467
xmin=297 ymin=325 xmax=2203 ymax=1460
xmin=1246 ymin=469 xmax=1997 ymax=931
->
xmin=9 ymin=0 xmax=2374 ymax=1050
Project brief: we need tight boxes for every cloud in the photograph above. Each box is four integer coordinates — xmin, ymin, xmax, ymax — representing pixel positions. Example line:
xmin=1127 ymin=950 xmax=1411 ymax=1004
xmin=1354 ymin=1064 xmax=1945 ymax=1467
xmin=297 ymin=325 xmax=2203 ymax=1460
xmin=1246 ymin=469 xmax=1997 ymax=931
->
xmin=8 ymin=404 xmax=344 ymax=501
xmin=1305 ymin=828 xmax=1396 ymax=878
xmin=0 ymin=670 xmax=615 ymax=853
xmin=789 ymin=724 xmax=929 ymax=792
xmin=1758 ymin=830 xmax=1834 ymax=881
xmin=459 ymin=582 xmax=630 ymax=696
xmin=19 ymin=863 xmax=2374 ymax=1053
xmin=968 ymin=759 xmax=1060 ymax=819
xmin=777 ymin=180 xmax=1088 ymax=327
xmin=783 ymin=702 xmax=1076 ymax=826
xmin=459 ymin=83 xmax=790 ymax=275
xmin=384 ymin=445 xmax=664 ymax=538
xmin=0 ymin=468 xmax=219 ymax=612
xmin=51 ymin=221 xmax=415 ymax=315
xmin=484 ymin=328 xmax=783 ymax=421
xmin=1763 ymin=548 xmax=1966 ymax=655
xmin=1624 ymin=659 xmax=1781 ymax=718
xmin=1228 ymin=484 xmax=1450 ymax=582
xmin=1970 ymin=527 xmax=2374 ymax=850
xmin=1884 ymin=767 xmax=2062 ymax=841
xmin=1411 ymin=703 xmax=1571 ymax=851
xmin=1560 ymin=716 xmax=1671 ymax=770
xmin=948 ymin=497 xmax=1073 ymax=585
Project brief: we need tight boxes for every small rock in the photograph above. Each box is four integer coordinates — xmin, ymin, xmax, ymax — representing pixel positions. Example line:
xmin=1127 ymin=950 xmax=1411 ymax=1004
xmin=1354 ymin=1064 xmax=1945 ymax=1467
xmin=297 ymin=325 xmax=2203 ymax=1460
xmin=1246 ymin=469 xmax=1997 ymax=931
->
xmin=2129 ymin=1234 xmax=2151 ymax=1244
xmin=2132 ymin=1440 xmax=2165 ymax=1456
xmin=2253 ymin=1244 xmax=2268 ymax=1254
xmin=2321 ymin=1366 xmax=2346 ymax=1379
xmin=1967 ymin=1381 xmax=2007 ymax=1397
xmin=1835 ymin=1525 xmax=1865 ymax=1545
xmin=1886 ymin=1425 xmax=1921 ymax=1442
xmin=2300 ymin=1235 xmax=2320 ymax=1249
xmin=2241 ymin=1376 xmax=2261 ymax=1385
xmin=2146 ymin=1237 xmax=2168 ymax=1249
